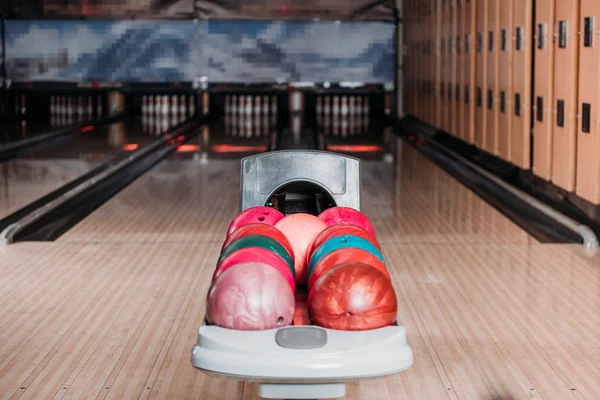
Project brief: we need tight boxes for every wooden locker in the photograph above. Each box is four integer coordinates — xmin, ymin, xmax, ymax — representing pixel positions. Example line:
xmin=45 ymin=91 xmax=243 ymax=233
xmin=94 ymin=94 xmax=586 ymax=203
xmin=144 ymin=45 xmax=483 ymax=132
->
xmin=428 ymin=5 xmax=437 ymax=126
xmin=435 ymin=0 xmax=443 ymax=128
xmin=551 ymin=0 xmax=579 ymax=190
xmin=498 ymin=0 xmax=514 ymax=162
xmin=423 ymin=11 xmax=431 ymax=124
xmin=486 ymin=0 xmax=499 ymax=155
xmin=474 ymin=0 xmax=488 ymax=149
xmin=463 ymin=0 xmax=477 ymax=144
xmin=451 ymin=0 xmax=460 ymax=138
xmin=510 ymin=0 xmax=533 ymax=169
xmin=442 ymin=0 xmax=451 ymax=133
xmin=576 ymin=0 xmax=600 ymax=203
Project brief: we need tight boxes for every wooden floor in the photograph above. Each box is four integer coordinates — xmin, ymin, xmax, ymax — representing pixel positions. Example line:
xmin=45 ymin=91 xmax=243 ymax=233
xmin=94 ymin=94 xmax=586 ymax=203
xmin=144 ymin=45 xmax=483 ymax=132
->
xmin=1 ymin=139 xmax=600 ymax=399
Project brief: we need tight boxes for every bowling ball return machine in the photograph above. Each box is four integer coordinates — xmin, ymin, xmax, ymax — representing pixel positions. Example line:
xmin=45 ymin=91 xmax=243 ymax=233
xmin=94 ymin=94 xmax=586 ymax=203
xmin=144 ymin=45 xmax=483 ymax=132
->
xmin=191 ymin=150 xmax=414 ymax=399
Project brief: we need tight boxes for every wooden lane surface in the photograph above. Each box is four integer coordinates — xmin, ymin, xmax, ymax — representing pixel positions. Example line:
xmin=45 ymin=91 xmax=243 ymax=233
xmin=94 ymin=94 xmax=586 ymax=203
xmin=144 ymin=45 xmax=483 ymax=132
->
xmin=2 ymin=140 xmax=600 ymax=399
xmin=2 ymin=241 xmax=599 ymax=399
xmin=58 ymin=139 xmax=533 ymax=245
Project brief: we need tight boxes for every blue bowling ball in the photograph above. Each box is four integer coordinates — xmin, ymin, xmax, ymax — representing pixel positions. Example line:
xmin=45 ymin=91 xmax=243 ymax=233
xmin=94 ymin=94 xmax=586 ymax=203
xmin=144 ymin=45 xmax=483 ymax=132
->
xmin=307 ymin=234 xmax=385 ymax=277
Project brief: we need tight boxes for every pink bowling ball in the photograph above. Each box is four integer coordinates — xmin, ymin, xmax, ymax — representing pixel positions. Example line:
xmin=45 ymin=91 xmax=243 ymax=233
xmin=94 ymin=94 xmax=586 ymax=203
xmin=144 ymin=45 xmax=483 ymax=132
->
xmin=206 ymin=262 xmax=295 ymax=330
xmin=317 ymin=206 xmax=376 ymax=237
xmin=226 ymin=206 xmax=285 ymax=237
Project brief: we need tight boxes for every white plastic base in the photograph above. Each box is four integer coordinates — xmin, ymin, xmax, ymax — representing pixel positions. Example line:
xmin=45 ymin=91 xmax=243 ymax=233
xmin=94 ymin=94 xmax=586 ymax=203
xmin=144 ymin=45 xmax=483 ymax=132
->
xmin=190 ymin=319 xmax=414 ymax=399
xmin=257 ymin=383 xmax=345 ymax=399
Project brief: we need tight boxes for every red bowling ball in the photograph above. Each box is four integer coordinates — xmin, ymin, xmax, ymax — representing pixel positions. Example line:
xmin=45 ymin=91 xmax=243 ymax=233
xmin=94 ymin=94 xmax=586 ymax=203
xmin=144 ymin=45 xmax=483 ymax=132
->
xmin=213 ymin=247 xmax=295 ymax=293
xmin=308 ymin=262 xmax=397 ymax=331
xmin=221 ymin=223 xmax=295 ymax=265
xmin=317 ymin=207 xmax=376 ymax=237
xmin=206 ymin=262 xmax=295 ymax=330
xmin=226 ymin=206 xmax=285 ymax=237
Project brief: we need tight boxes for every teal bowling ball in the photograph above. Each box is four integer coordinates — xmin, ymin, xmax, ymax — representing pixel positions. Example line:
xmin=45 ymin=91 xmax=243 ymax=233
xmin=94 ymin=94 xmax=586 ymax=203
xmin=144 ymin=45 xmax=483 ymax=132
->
xmin=307 ymin=234 xmax=385 ymax=277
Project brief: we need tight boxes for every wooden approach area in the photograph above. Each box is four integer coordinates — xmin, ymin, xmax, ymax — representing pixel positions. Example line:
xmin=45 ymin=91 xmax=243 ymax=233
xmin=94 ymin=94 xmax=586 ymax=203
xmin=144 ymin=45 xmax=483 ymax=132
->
xmin=1 ymin=140 xmax=599 ymax=399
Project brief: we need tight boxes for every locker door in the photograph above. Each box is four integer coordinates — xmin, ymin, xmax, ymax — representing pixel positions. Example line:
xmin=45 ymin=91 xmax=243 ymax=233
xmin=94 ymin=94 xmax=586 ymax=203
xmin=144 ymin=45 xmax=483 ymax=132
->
xmin=576 ymin=1 xmax=600 ymax=203
xmin=474 ymin=0 xmax=488 ymax=149
xmin=485 ymin=0 xmax=499 ymax=154
xmin=463 ymin=0 xmax=477 ymax=144
xmin=510 ymin=0 xmax=533 ymax=169
xmin=440 ymin=0 xmax=449 ymax=131
xmin=435 ymin=0 xmax=443 ymax=128
xmin=532 ymin=0 xmax=554 ymax=179
xmin=552 ymin=0 xmax=579 ymax=190
xmin=451 ymin=0 xmax=460 ymax=138
xmin=498 ymin=0 xmax=514 ymax=162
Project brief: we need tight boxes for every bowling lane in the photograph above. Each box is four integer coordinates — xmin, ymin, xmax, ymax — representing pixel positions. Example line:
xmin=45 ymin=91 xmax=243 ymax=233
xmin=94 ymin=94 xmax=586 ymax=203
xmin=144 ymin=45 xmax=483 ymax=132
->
xmin=58 ymin=134 xmax=533 ymax=245
xmin=56 ymin=116 xmax=273 ymax=243
xmin=0 ymin=119 xmax=60 ymax=146
xmin=0 ymin=117 xmax=174 ymax=220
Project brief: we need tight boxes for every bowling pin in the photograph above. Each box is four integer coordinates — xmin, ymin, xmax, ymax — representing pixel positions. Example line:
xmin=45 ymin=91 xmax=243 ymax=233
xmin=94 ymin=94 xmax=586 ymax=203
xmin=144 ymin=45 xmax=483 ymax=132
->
xmin=356 ymin=97 xmax=363 ymax=114
xmin=341 ymin=96 xmax=348 ymax=116
xmin=232 ymin=95 xmax=238 ymax=114
xmin=254 ymin=96 xmax=261 ymax=115
xmin=349 ymin=96 xmax=356 ymax=115
xmin=238 ymin=97 xmax=245 ymax=117
xmin=180 ymin=95 xmax=186 ymax=116
xmin=324 ymin=96 xmax=331 ymax=115
xmin=262 ymin=96 xmax=269 ymax=114
xmin=87 ymin=96 xmax=93 ymax=118
xmin=50 ymin=95 xmax=56 ymax=115
xmin=316 ymin=96 xmax=322 ymax=115
xmin=363 ymin=97 xmax=369 ymax=114
xmin=171 ymin=95 xmax=179 ymax=117
xmin=225 ymin=95 xmax=231 ymax=114
xmin=246 ymin=95 xmax=252 ymax=115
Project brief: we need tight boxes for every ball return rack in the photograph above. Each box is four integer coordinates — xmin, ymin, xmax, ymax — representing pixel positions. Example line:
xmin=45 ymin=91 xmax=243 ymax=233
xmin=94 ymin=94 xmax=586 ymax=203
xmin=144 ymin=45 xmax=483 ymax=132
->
xmin=190 ymin=150 xmax=414 ymax=399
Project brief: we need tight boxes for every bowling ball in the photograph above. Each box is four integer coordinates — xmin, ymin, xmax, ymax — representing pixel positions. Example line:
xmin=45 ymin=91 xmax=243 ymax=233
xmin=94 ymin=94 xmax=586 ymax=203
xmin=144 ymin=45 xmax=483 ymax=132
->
xmin=307 ymin=234 xmax=385 ymax=277
xmin=308 ymin=262 xmax=397 ymax=331
xmin=305 ymin=224 xmax=381 ymax=268
xmin=221 ymin=223 xmax=294 ymax=265
xmin=206 ymin=262 xmax=295 ymax=330
xmin=317 ymin=207 xmax=376 ymax=237
xmin=218 ymin=234 xmax=295 ymax=278
xmin=308 ymin=247 xmax=390 ymax=290
xmin=214 ymin=247 xmax=295 ymax=293
xmin=226 ymin=206 xmax=285 ymax=237
xmin=274 ymin=213 xmax=327 ymax=285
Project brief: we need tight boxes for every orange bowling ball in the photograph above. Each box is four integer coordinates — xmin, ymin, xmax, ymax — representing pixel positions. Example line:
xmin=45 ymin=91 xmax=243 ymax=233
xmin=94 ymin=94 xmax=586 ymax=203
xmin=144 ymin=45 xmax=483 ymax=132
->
xmin=274 ymin=213 xmax=327 ymax=285
xmin=308 ymin=247 xmax=390 ymax=290
xmin=308 ymin=262 xmax=397 ymax=331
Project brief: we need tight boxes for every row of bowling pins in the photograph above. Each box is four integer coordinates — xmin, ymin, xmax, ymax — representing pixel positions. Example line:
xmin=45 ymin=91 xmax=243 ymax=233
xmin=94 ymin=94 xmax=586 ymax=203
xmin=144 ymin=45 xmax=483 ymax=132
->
xmin=316 ymin=95 xmax=370 ymax=116
xmin=224 ymin=95 xmax=277 ymax=116
xmin=50 ymin=95 xmax=102 ymax=120
xmin=141 ymin=113 xmax=187 ymax=136
xmin=321 ymin=113 xmax=370 ymax=137
xmin=224 ymin=113 xmax=273 ymax=138
xmin=142 ymin=94 xmax=196 ymax=117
